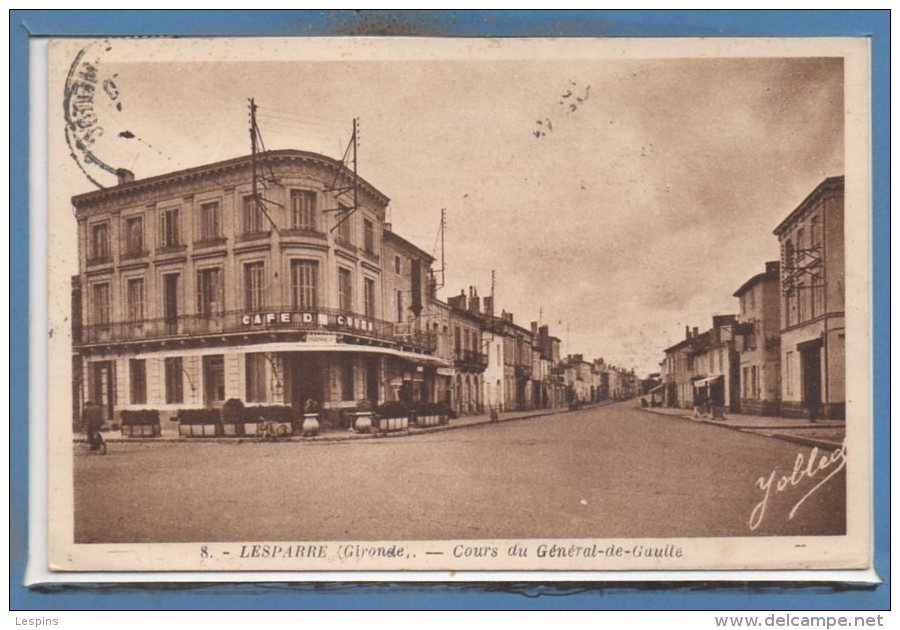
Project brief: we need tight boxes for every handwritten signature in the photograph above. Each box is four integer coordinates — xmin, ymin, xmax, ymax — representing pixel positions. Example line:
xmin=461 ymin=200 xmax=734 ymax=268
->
xmin=749 ymin=441 xmax=846 ymax=531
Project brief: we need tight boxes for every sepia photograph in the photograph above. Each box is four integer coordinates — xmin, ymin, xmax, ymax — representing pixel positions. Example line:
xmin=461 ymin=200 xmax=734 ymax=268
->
xmin=43 ymin=35 xmax=872 ymax=573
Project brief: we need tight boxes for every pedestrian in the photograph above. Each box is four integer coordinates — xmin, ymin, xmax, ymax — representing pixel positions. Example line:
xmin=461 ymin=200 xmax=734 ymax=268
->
xmin=82 ymin=400 xmax=104 ymax=450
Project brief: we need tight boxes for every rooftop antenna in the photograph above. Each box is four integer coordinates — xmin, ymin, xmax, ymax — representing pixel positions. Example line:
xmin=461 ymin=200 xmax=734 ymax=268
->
xmin=248 ymin=98 xmax=282 ymax=234
xmin=434 ymin=208 xmax=447 ymax=289
xmin=324 ymin=117 xmax=360 ymax=235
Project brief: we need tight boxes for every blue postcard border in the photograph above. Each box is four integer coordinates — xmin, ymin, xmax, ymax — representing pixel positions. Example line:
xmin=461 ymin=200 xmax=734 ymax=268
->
xmin=9 ymin=9 xmax=890 ymax=611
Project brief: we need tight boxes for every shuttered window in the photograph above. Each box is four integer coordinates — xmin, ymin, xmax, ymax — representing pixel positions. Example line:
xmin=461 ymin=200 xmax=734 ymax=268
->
xmin=290 ymin=260 xmax=318 ymax=310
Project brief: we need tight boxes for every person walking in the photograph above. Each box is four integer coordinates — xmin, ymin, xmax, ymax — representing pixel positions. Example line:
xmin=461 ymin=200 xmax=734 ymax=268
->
xmin=82 ymin=400 xmax=104 ymax=450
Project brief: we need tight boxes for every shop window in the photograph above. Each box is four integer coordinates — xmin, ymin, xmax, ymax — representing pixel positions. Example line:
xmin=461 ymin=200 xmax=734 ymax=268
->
xmin=165 ymin=357 xmax=184 ymax=404
xmin=130 ymin=359 xmax=147 ymax=405
xmin=341 ymin=362 xmax=354 ymax=401
xmin=203 ymin=355 xmax=226 ymax=404
xmin=245 ymin=353 xmax=267 ymax=403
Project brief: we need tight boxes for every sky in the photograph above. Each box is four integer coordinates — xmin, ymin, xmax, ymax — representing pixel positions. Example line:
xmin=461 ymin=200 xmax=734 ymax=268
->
xmin=51 ymin=40 xmax=844 ymax=376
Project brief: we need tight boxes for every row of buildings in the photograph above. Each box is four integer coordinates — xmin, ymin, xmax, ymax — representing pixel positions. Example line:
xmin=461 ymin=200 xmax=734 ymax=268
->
xmin=653 ymin=176 xmax=845 ymax=420
xmin=70 ymin=149 xmax=638 ymax=428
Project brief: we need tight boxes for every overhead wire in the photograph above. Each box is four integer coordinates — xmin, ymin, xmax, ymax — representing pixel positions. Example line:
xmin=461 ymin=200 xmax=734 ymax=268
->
xmin=257 ymin=105 xmax=348 ymax=124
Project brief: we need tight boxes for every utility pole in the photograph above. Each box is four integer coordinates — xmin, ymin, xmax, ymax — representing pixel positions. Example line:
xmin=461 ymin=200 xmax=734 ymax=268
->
xmin=440 ymin=208 xmax=446 ymax=288
xmin=247 ymin=98 xmax=281 ymax=234
xmin=249 ymin=98 xmax=258 ymax=208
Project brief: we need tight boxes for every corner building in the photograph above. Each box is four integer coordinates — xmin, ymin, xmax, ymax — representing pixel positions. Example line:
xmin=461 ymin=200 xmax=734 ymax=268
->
xmin=774 ymin=176 xmax=845 ymax=420
xmin=71 ymin=150 xmax=445 ymax=428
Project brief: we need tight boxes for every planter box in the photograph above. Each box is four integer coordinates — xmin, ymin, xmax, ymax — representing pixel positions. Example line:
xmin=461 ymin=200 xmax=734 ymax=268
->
xmin=179 ymin=423 xmax=219 ymax=437
xmin=416 ymin=414 xmax=441 ymax=428
xmin=221 ymin=422 xmax=241 ymax=437
xmin=378 ymin=416 xmax=409 ymax=432
xmin=121 ymin=423 xmax=161 ymax=438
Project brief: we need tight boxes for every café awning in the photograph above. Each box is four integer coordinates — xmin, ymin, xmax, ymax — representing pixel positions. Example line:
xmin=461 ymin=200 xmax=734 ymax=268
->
xmin=692 ymin=374 xmax=723 ymax=388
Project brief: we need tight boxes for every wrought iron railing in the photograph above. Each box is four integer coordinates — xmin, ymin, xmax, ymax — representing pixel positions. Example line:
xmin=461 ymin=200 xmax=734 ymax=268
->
xmin=453 ymin=349 xmax=488 ymax=369
xmin=75 ymin=306 xmax=437 ymax=351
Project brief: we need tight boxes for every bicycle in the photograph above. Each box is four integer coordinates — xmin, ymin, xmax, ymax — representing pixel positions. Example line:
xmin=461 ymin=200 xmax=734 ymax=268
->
xmin=255 ymin=419 xmax=292 ymax=442
xmin=85 ymin=430 xmax=107 ymax=455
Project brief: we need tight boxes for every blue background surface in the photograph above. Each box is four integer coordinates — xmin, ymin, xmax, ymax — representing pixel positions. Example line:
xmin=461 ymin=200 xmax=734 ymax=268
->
xmin=9 ymin=9 xmax=890 ymax=610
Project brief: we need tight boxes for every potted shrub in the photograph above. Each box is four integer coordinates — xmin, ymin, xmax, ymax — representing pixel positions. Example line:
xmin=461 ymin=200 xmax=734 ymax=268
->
xmin=375 ymin=400 xmax=409 ymax=433
xmin=244 ymin=405 xmax=295 ymax=438
xmin=436 ymin=401 xmax=452 ymax=425
xmin=301 ymin=398 xmax=321 ymax=437
xmin=353 ymin=399 xmax=374 ymax=433
xmin=177 ymin=408 xmax=221 ymax=437
xmin=221 ymin=398 xmax=245 ymax=437
xmin=120 ymin=409 xmax=161 ymax=438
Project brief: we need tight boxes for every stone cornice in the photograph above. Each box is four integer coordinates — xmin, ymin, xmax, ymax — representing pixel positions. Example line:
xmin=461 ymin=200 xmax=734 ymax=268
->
xmin=72 ymin=150 xmax=391 ymax=216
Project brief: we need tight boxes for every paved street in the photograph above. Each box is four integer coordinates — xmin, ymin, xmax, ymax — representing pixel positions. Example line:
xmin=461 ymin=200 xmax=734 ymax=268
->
xmin=74 ymin=402 xmax=845 ymax=543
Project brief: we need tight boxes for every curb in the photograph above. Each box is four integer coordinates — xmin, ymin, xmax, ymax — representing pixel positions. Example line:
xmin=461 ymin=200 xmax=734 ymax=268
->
xmin=72 ymin=404 xmax=602 ymax=446
xmin=638 ymin=407 xmax=845 ymax=449
xmin=755 ymin=432 xmax=844 ymax=451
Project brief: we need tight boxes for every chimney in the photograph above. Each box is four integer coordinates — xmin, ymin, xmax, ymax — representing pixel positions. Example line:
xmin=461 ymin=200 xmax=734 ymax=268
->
xmin=116 ymin=168 xmax=135 ymax=185
xmin=685 ymin=326 xmax=691 ymax=339
xmin=693 ymin=327 xmax=699 ymax=338
xmin=531 ymin=321 xmax=538 ymax=335
xmin=482 ymin=296 xmax=493 ymax=315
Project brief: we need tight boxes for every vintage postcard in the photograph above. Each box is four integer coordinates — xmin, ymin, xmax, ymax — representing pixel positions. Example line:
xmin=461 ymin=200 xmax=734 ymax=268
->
xmin=44 ymin=36 xmax=871 ymax=574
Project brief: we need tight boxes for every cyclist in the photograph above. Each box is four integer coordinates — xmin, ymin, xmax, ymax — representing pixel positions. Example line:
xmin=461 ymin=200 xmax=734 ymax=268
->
xmin=82 ymin=400 xmax=104 ymax=451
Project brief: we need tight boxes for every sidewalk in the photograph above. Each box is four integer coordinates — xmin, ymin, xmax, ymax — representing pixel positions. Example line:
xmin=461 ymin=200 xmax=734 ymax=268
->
xmin=638 ymin=402 xmax=845 ymax=449
xmin=75 ymin=403 xmax=606 ymax=445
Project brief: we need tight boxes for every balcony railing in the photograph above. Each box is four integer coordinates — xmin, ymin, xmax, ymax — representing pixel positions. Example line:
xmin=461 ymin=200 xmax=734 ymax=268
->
xmin=75 ymin=306 xmax=437 ymax=352
xmin=454 ymin=349 xmax=488 ymax=369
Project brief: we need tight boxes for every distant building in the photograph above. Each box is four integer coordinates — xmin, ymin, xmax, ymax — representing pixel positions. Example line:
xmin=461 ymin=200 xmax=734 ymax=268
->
xmin=446 ymin=288 xmax=486 ymax=415
xmin=774 ymin=176 xmax=845 ymax=419
xmin=688 ymin=316 xmax=739 ymax=414
xmin=662 ymin=330 xmax=696 ymax=409
xmin=733 ymin=261 xmax=782 ymax=415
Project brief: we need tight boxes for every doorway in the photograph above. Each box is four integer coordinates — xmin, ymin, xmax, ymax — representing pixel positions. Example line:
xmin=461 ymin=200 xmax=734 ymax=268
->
xmin=89 ymin=360 xmax=116 ymax=421
xmin=801 ymin=347 xmax=822 ymax=420
xmin=288 ymin=354 xmax=324 ymax=412
xmin=365 ymin=358 xmax=379 ymax=404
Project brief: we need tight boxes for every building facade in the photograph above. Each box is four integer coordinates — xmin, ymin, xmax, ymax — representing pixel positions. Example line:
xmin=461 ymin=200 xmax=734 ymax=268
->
xmin=774 ymin=176 xmax=845 ymax=419
xmin=72 ymin=150 xmax=446 ymax=428
xmin=733 ymin=261 xmax=782 ymax=415
xmin=446 ymin=288 xmax=487 ymax=415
